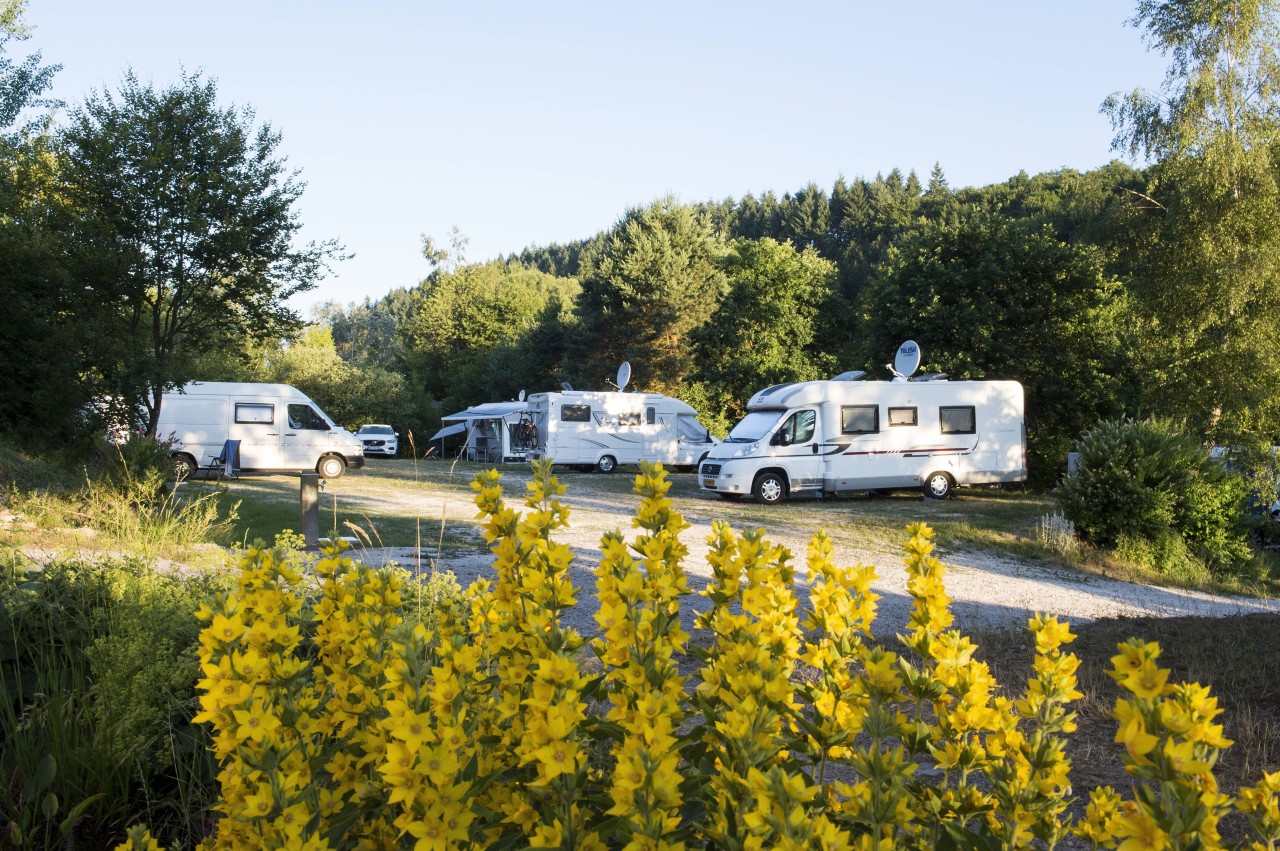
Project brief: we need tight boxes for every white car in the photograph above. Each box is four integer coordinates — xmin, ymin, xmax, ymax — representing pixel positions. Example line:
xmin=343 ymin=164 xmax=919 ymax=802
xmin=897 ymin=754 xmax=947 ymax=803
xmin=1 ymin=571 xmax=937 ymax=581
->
xmin=356 ymin=424 xmax=398 ymax=457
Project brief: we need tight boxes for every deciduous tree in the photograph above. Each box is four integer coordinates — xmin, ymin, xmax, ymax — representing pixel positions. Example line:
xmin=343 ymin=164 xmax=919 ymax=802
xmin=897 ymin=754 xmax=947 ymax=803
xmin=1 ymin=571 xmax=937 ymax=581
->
xmin=1104 ymin=0 xmax=1280 ymax=442
xmin=59 ymin=71 xmax=343 ymax=436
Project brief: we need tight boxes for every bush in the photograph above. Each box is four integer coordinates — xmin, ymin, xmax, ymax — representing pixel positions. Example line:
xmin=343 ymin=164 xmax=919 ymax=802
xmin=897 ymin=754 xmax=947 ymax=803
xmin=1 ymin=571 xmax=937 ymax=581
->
xmin=0 ymin=554 xmax=234 ymax=849
xmin=168 ymin=461 xmax=1280 ymax=850
xmin=1057 ymin=418 xmax=1251 ymax=573
xmin=89 ymin=434 xmax=176 ymax=508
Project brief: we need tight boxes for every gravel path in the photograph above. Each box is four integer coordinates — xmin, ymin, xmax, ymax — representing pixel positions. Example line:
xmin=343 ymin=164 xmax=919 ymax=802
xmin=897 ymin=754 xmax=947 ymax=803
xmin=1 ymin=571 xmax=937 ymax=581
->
xmin=342 ymin=472 xmax=1280 ymax=640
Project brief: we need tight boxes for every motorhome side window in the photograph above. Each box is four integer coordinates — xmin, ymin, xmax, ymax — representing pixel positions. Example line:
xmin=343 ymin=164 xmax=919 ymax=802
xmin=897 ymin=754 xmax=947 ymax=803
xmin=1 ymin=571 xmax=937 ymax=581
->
xmin=779 ymin=410 xmax=816 ymax=444
xmin=561 ymin=405 xmax=591 ymax=422
xmin=288 ymin=404 xmax=330 ymax=430
xmin=646 ymin=407 xmax=656 ymax=425
xmin=617 ymin=412 xmax=642 ymax=426
xmin=888 ymin=407 xmax=918 ymax=427
xmin=940 ymin=406 xmax=976 ymax=434
xmin=841 ymin=405 xmax=879 ymax=434
xmin=235 ymin=403 xmax=273 ymax=425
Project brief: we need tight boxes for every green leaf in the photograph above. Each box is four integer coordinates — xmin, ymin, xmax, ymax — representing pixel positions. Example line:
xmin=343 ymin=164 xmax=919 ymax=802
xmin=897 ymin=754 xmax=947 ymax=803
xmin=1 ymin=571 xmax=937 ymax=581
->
xmin=23 ymin=754 xmax=55 ymax=800
xmin=40 ymin=794 xmax=57 ymax=820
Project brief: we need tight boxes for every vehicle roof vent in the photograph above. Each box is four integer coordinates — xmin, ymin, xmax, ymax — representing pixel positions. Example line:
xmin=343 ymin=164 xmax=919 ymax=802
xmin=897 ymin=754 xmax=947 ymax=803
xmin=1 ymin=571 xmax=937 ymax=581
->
xmin=832 ymin=370 xmax=867 ymax=381
xmin=756 ymin=383 xmax=791 ymax=397
xmin=908 ymin=372 xmax=949 ymax=382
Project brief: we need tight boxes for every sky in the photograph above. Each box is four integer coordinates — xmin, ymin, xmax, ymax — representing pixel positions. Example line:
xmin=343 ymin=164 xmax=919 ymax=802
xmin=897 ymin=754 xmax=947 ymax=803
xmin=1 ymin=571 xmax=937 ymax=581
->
xmin=23 ymin=1 xmax=1170 ymax=315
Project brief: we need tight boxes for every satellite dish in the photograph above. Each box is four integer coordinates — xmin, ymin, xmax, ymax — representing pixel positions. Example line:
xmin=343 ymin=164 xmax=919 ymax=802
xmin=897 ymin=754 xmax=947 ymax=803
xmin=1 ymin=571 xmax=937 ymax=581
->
xmin=518 ymin=389 xmax=526 ymax=402
xmin=616 ymin=361 xmax=631 ymax=392
xmin=892 ymin=340 xmax=921 ymax=381
xmin=561 ymin=382 xmax=573 ymax=392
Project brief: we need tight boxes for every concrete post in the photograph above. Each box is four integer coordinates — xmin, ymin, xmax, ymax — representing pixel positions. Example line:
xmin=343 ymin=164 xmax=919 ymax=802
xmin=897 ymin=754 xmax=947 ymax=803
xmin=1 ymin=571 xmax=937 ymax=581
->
xmin=300 ymin=472 xmax=321 ymax=549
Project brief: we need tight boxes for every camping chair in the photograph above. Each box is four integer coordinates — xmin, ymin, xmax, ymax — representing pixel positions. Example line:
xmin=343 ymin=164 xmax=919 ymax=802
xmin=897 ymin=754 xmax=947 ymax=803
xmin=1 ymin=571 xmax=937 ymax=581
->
xmin=203 ymin=439 xmax=241 ymax=480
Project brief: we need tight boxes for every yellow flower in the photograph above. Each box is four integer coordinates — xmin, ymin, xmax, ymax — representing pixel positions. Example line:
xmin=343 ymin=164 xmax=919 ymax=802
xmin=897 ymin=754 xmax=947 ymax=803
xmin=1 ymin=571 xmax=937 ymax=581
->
xmin=1120 ymin=660 xmax=1171 ymax=700
xmin=1115 ymin=712 xmax=1159 ymax=762
xmin=1114 ymin=803 xmax=1169 ymax=851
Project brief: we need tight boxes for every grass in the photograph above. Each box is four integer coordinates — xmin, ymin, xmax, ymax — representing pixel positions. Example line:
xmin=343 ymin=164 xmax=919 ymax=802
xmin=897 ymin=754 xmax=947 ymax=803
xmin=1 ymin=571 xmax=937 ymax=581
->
xmin=3 ymin=443 xmax=1278 ymax=845
xmin=973 ymin=612 xmax=1280 ymax=841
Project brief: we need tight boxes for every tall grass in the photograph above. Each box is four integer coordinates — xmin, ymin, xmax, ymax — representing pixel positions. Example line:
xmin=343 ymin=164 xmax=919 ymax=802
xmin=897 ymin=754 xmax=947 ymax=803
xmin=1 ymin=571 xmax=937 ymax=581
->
xmin=0 ymin=551 xmax=231 ymax=848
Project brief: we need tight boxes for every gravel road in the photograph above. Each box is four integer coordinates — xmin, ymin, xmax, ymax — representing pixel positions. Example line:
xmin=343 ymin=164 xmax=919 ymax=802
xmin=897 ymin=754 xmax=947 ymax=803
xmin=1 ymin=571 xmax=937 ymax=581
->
xmin=343 ymin=466 xmax=1280 ymax=640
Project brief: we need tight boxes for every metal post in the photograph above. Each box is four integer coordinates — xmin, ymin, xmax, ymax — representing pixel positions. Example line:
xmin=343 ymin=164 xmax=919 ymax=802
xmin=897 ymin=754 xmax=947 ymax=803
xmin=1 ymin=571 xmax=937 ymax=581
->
xmin=300 ymin=472 xmax=321 ymax=549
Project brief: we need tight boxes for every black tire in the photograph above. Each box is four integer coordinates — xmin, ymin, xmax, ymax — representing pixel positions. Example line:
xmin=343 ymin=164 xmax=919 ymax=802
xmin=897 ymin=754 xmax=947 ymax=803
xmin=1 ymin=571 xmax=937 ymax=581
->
xmin=172 ymin=453 xmax=197 ymax=482
xmin=752 ymin=471 xmax=787 ymax=505
xmin=716 ymin=492 xmax=743 ymax=501
xmin=923 ymin=471 xmax=953 ymax=500
xmin=318 ymin=454 xmax=347 ymax=479
xmin=596 ymin=455 xmax=617 ymax=474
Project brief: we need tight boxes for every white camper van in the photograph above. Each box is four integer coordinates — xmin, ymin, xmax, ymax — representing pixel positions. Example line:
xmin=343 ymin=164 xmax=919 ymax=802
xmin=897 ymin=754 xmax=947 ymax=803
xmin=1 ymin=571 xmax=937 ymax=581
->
xmin=157 ymin=382 xmax=365 ymax=479
xmin=699 ymin=371 xmax=1026 ymax=503
xmin=526 ymin=390 xmax=719 ymax=473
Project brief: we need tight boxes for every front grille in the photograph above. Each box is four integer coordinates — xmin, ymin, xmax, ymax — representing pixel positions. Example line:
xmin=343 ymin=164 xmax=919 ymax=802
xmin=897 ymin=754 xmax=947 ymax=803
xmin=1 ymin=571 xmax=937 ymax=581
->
xmin=363 ymin=440 xmax=385 ymax=447
xmin=701 ymin=463 xmax=722 ymax=476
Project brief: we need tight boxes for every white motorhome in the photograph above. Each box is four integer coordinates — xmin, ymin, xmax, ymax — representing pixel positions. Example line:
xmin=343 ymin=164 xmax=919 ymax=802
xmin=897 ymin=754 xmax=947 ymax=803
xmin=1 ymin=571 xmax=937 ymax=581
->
xmin=435 ymin=401 xmax=533 ymax=463
xmin=157 ymin=382 xmax=365 ymax=479
xmin=699 ymin=376 xmax=1026 ymax=503
xmin=526 ymin=390 xmax=719 ymax=473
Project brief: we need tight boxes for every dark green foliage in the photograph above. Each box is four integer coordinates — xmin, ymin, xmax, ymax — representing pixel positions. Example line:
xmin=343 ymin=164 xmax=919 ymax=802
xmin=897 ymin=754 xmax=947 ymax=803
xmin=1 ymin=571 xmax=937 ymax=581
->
xmin=571 ymin=197 xmax=727 ymax=394
xmin=1057 ymin=418 xmax=1252 ymax=573
xmin=0 ymin=553 xmax=230 ymax=848
xmin=58 ymin=70 xmax=343 ymax=437
xmin=856 ymin=209 xmax=1131 ymax=486
xmin=689 ymin=238 xmax=839 ymax=430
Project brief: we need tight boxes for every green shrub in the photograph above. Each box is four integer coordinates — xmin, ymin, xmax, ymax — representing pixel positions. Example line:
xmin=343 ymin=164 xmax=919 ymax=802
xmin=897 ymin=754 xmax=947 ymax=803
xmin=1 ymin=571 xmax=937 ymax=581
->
xmin=1057 ymin=418 xmax=1251 ymax=574
xmin=0 ymin=553 xmax=231 ymax=848
xmin=89 ymin=434 xmax=175 ymax=508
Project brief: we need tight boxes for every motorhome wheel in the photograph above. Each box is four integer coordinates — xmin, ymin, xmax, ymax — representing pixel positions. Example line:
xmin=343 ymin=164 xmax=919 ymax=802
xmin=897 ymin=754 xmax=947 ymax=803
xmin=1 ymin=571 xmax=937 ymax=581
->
xmin=596 ymin=455 xmax=617 ymax=474
xmin=172 ymin=453 xmax=197 ymax=482
xmin=318 ymin=455 xmax=347 ymax=479
xmin=923 ymin=472 xmax=953 ymax=500
xmin=753 ymin=472 xmax=787 ymax=505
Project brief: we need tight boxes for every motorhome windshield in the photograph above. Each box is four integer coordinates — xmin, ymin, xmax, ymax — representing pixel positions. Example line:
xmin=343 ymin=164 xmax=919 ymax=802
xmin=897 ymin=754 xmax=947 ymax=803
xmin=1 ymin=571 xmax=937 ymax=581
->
xmin=676 ymin=414 xmax=710 ymax=442
xmin=725 ymin=410 xmax=783 ymax=443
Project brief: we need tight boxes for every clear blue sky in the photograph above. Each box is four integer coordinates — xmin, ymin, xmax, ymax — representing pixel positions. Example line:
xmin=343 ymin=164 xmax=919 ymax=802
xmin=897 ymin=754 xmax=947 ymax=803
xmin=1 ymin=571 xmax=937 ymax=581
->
xmin=25 ymin=1 xmax=1168 ymax=314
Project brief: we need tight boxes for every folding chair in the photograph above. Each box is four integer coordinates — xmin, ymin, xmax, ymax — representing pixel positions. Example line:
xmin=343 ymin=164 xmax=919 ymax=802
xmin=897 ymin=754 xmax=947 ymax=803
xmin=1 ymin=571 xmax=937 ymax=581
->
xmin=203 ymin=439 xmax=241 ymax=480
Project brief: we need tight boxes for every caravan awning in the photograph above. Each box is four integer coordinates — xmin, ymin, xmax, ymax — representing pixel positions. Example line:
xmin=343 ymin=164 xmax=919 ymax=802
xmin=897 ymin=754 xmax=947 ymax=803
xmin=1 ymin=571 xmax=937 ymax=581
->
xmin=440 ymin=402 xmax=528 ymax=423
xmin=428 ymin=422 xmax=467 ymax=441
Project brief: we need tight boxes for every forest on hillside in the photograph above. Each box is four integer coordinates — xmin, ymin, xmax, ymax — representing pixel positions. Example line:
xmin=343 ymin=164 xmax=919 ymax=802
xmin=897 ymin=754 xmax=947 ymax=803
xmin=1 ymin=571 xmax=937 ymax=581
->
xmin=4 ymin=1 xmax=1280 ymax=487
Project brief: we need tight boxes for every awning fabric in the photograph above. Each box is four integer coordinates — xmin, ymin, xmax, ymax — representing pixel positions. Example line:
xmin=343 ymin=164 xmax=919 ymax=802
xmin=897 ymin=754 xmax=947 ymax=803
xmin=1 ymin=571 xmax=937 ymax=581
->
xmin=441 ymin=402 xmax=527 ymax=423
xmin=428 ymin=422 xmax=467 ymax=441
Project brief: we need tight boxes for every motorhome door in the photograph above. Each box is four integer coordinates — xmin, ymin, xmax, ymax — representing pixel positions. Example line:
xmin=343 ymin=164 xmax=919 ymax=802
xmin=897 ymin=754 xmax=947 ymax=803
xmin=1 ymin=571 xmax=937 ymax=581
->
xmin=772 ymin=408 xmax=823 ymax=493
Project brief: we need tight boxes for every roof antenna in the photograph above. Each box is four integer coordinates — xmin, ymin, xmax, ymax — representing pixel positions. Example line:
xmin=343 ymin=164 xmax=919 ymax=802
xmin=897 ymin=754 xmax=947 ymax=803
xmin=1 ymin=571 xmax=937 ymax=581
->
xmin=888 ymin=340 xmax=920 ymax=383
xmin=604 ymin=361 xmax=632 ymax=392
xmin=561 ymin=382 xmax=573 ymax=392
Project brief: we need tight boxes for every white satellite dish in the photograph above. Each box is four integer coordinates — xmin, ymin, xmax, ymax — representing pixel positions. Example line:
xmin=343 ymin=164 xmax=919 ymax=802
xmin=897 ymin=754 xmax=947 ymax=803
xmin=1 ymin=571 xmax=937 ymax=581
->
xmin=892 ymin=340 xmax=921 ymax=380
xmin=616 ymin=361 xmax=631 ymax=392
xmin=517 ymin=389 xmax=526 ymax=402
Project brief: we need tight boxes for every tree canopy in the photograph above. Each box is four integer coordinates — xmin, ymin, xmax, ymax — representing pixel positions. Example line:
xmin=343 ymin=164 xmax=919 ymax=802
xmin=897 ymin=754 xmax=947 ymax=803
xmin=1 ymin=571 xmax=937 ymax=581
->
xmin=59 ymin=70 xmax=342 ymax=435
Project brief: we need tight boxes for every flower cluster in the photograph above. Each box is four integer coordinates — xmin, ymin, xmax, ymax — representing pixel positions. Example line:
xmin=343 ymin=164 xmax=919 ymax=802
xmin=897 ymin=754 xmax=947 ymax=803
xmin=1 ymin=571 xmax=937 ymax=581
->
xmin=114 ymin=464 xmax=1278 ymax=851
xmin=469 ymin=459 xmax=597 ymax=848
xmin=1077 ymin=638 xmax=1238 ymax=849
xmin=593 ymin=462 xmax=691 ymax=848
